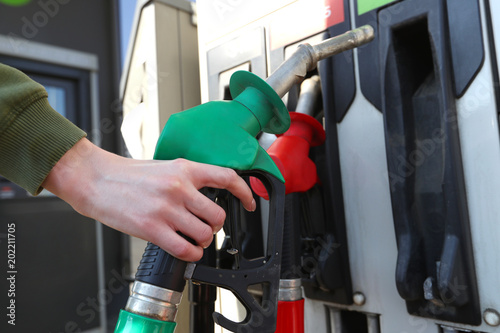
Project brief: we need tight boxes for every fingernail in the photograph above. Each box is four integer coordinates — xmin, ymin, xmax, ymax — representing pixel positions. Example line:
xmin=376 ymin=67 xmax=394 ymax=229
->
xmin=251 ymin=198 xmax=256 ymax=212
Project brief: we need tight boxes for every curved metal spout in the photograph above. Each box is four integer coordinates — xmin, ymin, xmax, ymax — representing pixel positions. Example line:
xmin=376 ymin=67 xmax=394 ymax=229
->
xmin=266 ymin=25 xmax=375 ymax=98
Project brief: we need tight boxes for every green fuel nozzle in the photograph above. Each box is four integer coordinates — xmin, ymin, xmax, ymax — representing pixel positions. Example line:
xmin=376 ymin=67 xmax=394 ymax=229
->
xmin=115 ymin=25 xmax=374 ymax=333
xmin=154 ymin=70 xmax=290 ymax=182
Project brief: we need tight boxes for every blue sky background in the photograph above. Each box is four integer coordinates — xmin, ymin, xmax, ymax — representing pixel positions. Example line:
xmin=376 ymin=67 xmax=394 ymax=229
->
xmin=118 ymin=0 xmax=137 ymax=69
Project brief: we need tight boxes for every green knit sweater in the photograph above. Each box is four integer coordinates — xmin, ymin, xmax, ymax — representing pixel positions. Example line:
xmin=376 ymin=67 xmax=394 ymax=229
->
xmin=0 ymin=64 xmax=86 ymax=195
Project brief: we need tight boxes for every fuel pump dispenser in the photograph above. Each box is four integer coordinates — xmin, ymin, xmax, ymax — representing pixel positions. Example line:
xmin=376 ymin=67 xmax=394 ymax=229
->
xmin=191 ymin=0 xmax=500 ymax=331
xmin=115 ymin=26 xmax=374 ymax=333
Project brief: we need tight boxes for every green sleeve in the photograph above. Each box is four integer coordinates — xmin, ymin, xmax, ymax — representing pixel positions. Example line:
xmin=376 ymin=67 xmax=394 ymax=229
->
xmin=0 ymin=63 xmax=87 ymax=195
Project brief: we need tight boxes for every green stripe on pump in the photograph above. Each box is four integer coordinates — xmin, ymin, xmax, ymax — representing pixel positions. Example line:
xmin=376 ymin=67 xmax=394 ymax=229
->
xmin=358 ymin=0 xmax=397 ymax=15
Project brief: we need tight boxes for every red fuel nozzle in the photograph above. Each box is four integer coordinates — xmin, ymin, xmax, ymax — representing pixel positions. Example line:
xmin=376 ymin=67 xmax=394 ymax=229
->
xmin=251 ymin=111 xmax=325 ymax=199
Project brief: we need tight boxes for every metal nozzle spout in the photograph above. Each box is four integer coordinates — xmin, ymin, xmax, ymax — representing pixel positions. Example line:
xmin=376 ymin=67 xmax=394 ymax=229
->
xmin=125 ymin=281 xmax=182 ymax=322
xmin=312 ymin=24 xmax=374 ymax=62
xmin=295 ymin=75 xmax=322 ymax=117
xmin=265 ymin=25 xmax=375 ymax=98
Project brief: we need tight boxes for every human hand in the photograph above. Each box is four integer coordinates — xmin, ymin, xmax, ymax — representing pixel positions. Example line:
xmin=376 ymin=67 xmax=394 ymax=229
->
xmin=42 ymin=138 xmax=256 ymax=261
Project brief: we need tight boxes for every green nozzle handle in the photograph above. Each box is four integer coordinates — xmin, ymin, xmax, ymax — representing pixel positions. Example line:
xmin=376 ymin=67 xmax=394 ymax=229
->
xmin=154 ymin=71 xmax=289 ymax=182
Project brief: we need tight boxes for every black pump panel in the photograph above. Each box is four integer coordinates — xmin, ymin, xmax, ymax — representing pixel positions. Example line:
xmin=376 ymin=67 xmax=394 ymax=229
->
xmin=379 ymin=0 xmax=481 ymax=326
xmin=319 ymin=0 xmax=356 ymax=123
xmin=446 ymin=0 xmax=484 ymax=97
xmin=355 ymin=0 xmax=404 ymax=110
xmin=301 ymin=0 xmax=354 ymax=306
xmin=355 ymin=0 xmax=484 ymax=110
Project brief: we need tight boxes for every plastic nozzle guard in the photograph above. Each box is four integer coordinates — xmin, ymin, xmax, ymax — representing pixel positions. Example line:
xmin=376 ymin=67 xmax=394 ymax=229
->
xmin=154 ymin=71 xmax=290 ymax=182
xmin=250 ymin=112 xmax=326 ymax=199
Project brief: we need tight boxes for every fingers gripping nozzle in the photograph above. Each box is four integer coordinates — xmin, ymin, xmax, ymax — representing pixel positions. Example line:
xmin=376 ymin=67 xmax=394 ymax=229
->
xmin=186 ymin=171 xmax=286 ymax=332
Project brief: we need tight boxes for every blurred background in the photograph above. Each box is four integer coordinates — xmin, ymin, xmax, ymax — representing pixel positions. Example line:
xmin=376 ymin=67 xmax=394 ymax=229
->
xmin=0 ymin=1 xmax=196 ymax=332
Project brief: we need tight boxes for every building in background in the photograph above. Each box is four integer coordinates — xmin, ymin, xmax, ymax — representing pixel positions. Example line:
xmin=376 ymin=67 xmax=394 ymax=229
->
xmin=0 ymin=1 xmax=129 ymax=332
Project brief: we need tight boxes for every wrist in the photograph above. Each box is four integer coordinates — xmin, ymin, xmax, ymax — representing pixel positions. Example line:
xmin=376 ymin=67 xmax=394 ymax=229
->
xmin=42 ymin=138 xmax=103 ymax=214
